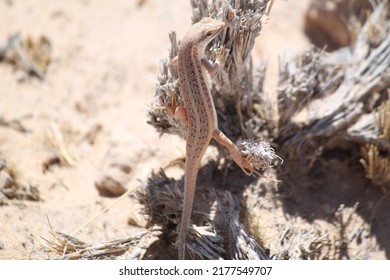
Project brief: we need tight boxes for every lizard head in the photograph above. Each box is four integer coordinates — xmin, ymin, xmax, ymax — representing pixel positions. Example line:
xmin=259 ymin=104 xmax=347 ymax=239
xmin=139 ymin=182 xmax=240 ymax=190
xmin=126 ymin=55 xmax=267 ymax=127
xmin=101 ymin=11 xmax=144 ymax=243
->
xmin=181 ymin=17 xmax=225 ymax=47
xmin=196 ymin=17 xmax=225 ymax=45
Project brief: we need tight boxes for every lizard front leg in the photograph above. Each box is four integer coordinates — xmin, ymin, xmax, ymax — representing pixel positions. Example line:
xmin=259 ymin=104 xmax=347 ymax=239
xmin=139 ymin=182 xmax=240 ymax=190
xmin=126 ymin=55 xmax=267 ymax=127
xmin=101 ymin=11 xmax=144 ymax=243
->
xmin=201 ymin=46 xmax=228 ymax=78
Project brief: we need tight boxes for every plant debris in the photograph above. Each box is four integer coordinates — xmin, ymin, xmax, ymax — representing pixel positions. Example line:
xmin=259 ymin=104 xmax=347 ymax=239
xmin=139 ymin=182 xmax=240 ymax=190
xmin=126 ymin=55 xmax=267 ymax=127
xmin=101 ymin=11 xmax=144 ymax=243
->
xmin=0 ymin=33 xmax=51 ymax=80
xmin=136 ymin=169 xmax=269 ymax=259
xmin=42 ymin=228 xmax=159 ymax=260
xmin=0 ymin=156 xmax=41 ymax=203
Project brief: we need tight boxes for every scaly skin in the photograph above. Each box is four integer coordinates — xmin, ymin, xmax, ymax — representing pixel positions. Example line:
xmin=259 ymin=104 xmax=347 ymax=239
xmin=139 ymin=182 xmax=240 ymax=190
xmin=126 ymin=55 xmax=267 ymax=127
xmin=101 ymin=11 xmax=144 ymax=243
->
xmin=175 ymin=17 xmax=256 ymax=260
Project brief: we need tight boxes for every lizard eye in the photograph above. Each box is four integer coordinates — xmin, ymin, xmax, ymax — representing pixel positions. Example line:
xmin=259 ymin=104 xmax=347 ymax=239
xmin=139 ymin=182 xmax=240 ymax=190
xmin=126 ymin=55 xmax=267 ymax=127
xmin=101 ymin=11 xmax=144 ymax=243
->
xmin=205 ymin=31 xmax=213 ymax=37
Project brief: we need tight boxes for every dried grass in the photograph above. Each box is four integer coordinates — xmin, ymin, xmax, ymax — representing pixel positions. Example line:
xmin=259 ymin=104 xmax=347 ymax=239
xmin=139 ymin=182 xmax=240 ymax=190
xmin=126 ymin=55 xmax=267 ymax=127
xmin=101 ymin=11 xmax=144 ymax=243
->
xmin=360 ymin=91 xmax=390 ymax=192
xmin=0 ymin=156 xmax=41 ymax=203
xmin=42 ymin=226 xmax=159 ymax=260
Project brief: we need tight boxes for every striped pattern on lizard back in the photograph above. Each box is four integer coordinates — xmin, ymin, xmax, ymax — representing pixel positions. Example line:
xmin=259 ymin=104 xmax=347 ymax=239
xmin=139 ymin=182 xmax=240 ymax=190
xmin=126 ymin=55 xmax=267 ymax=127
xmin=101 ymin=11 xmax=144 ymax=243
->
xmin=175 ymin=17 xmax=225 ymax=260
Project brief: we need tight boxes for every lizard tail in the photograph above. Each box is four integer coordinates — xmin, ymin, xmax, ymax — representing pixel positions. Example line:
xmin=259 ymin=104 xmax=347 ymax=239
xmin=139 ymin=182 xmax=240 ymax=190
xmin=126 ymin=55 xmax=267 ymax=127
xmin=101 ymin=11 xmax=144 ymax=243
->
xmin=178 ymin=153 xmax=202 ymax=260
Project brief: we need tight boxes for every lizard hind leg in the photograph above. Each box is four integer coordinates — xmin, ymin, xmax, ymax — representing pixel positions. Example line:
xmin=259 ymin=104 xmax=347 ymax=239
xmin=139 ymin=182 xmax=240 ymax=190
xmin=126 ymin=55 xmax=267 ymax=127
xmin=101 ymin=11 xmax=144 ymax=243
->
xmin=212 ymin=129 xmax=253 ymax=171
xmin=174 ymin=106 xmax=189 ymax=124
xmin=212 ymin=129 xmax=281 ymax=182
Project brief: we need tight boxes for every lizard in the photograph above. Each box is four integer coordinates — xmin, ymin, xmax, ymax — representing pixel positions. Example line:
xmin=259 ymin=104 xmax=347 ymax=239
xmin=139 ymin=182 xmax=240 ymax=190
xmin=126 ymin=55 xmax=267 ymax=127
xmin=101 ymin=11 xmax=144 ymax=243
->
xmin=172 ymin=17 xmax=264 ymax=260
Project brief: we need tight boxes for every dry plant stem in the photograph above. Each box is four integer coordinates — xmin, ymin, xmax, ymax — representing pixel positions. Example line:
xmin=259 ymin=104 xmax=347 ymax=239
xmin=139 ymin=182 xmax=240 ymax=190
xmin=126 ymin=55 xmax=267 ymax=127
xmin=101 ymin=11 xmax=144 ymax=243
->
xmin=271 ymin=222 xmax=331 ymax=260
xmin=360 ymin=144 xmax=390 ymax=190
xmin=186 ymin=225 xmax=224 ymax=260
xmin=225 ymin=192 xmax=269 ymax=260
xmin=43 ymin=215 xmax=156 ymax=260
xmin=49 ymin=122 xmax=75 ymax=166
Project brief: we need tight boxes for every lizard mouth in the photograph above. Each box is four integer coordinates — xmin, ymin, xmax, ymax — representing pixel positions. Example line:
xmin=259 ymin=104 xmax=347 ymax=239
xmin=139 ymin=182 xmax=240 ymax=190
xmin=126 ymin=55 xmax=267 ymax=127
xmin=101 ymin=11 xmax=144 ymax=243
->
xmin=212 ymin=21 xmax=225 ymax=34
